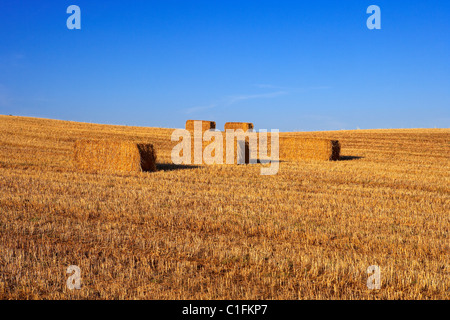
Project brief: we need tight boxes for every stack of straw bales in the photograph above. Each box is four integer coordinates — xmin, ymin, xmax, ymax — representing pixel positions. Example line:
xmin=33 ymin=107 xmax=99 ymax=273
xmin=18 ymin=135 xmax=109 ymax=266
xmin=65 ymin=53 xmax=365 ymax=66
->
xmin=224 ymin=122 xmax=254 ymax=132
xmin=223 ymin=123 xmax=254 ymax=165
xmin=186 ymin=120 xmax=217 ymax=164
xmin=279 ymin=137 xmax=340 ymax=161
xmin=185 ymin=120 xmax=251 ymax=164
xmin=73 ymin=139 xmax=157 ymax=173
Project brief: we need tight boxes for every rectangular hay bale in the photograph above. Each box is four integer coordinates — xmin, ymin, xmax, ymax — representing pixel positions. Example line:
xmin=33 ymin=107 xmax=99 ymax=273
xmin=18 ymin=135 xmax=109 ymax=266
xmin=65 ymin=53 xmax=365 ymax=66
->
xmin=224 ymin=122 xmax=254 ymax=132
xmin=73 ymin=139 xmax=157 ymax=173
xmin=185 ymin=120 xmax=216 ymax=132
xmin=279 ymin=137 xmax=340 ymax=161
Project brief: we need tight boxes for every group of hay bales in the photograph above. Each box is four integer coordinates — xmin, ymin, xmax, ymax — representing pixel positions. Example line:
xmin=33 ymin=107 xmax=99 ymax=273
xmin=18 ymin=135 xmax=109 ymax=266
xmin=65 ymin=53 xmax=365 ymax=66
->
xmin=72 ymin=120 xmax=341 ymax=174
xmin=184 ymin=120 xmax=340 ymax=164
xmin=186 ymin=120 xmax=254 ymax=132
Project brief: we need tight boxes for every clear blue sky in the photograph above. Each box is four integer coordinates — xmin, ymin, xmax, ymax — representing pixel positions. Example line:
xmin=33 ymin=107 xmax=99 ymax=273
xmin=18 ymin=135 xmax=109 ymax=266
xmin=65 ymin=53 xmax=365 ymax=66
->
xmin=1 ymin=0 xmax=449 ymax=131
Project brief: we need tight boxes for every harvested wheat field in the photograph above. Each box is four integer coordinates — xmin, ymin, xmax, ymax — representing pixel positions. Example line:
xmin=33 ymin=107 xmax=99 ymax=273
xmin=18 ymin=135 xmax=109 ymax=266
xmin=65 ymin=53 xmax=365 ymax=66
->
xmin=0 ymin=115 xmax=448 ymax=300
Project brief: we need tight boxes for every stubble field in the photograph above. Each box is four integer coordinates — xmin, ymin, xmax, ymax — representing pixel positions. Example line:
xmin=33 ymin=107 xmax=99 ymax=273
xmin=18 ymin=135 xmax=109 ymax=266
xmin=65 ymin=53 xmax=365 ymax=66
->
xmin=0 ymin=115 xmax=448 ymax=299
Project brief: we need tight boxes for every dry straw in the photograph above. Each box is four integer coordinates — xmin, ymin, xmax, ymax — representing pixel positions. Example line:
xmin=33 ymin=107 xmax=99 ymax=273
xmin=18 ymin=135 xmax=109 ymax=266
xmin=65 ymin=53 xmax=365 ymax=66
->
xmin=73 ymin=139 xmax=157 ymax=173
xmin=224 ymin=122 xmax=254 ymax=132
xmin=279 ymin=137 xmax=340 ymax=161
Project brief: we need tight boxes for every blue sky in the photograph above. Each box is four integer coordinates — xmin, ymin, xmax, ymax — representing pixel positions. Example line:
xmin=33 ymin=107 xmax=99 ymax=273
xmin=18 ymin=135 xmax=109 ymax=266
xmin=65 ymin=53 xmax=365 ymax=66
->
xmin=0 ymin=0 xmax=449 ymax=131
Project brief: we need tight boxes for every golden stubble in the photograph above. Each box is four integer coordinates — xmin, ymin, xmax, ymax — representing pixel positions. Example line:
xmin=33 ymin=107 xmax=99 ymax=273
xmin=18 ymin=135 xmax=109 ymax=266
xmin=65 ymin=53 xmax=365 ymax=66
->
xmin=0 ymin=115 xmax=448 ymax=300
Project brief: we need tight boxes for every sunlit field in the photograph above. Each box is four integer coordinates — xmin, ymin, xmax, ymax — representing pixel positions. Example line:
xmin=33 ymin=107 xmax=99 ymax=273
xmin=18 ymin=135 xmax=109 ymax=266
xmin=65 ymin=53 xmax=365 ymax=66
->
xmin=0 ymin=115 xmax=448 ymax=299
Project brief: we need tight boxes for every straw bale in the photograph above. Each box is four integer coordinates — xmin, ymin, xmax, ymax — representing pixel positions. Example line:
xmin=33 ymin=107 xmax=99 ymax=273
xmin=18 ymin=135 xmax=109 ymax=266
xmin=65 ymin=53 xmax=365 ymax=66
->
xmin=185 ymin=120 xmax=216 ymax=132
xmin=73 ymin=139 xmax=157 ymax=173
xmin=224 ymin=122 xmax=254 ymax=132
xmin=279 ymin=137 xmax=340 ymax=161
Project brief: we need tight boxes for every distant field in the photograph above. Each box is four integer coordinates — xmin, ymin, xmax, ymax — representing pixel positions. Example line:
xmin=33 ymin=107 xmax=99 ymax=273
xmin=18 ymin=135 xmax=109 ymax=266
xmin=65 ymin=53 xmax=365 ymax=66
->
xmin=0 ymin=115 xmax=448 ymax=299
